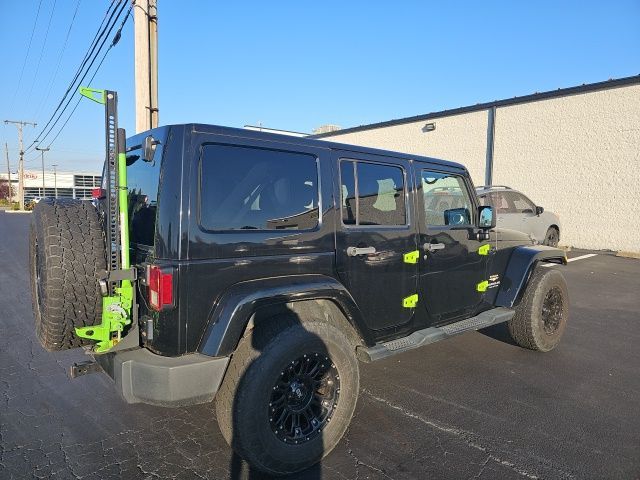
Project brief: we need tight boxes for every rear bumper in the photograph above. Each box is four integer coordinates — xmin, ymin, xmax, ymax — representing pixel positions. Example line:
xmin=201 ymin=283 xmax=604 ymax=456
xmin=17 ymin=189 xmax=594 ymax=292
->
xmin=94 ymin=347 xmax=229 ymax=407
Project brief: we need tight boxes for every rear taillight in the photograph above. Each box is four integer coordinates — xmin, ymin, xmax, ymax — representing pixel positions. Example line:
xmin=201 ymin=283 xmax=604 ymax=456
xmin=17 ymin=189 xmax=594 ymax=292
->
xmin=147 ymin=265 xmax=174 ymax=311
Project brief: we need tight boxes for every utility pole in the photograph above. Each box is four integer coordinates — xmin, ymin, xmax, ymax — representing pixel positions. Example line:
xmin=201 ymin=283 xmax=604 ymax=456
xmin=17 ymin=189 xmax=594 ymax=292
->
xmin=4 ymin=143 xmax=12 ymax=202
xmin=134 ymin=0 xmax=159 ymax=133
xmin=52 ymin=164 xmax=58 ymax=198
xmin=35 ymin=147 xmax=50 ymax=196
xmin=4 ymin=120 xmax=36 ymax=210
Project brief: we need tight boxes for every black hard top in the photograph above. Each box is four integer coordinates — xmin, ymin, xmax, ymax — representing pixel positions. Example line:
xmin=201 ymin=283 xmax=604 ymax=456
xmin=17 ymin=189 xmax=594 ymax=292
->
xmin=129 ymin=123 xmax=468 ymax=173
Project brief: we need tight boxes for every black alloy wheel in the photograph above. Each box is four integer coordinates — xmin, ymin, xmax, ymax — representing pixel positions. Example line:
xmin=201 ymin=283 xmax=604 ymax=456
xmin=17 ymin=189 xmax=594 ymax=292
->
xmin=541 ymin=286 xmax=563 ymax=334
xmin=270 ymin=353 xmax=340 ymax=444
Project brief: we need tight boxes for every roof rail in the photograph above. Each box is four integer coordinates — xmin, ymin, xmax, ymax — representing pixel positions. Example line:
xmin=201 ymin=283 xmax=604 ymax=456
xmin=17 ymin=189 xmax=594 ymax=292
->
xmin=476 ymin=185 xmax=512 ymax=190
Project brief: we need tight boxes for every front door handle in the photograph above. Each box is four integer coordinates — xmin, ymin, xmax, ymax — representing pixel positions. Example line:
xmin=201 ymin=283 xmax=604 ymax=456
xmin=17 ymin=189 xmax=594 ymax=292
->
xmin=347 ymin=246 xmax=377 ymax=257
xmin=424 ymin=242 xmax=445 ymax=252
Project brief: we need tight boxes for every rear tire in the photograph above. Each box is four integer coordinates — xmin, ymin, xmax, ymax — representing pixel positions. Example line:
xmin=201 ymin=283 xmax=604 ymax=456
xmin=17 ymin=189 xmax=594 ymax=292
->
xmin=508 ymin=267 xmax=569 ymax=352
xmin=216 ymin=314 xmax=359 ymax=476
xmin=30 ymin=199 xmax=106 ymax=351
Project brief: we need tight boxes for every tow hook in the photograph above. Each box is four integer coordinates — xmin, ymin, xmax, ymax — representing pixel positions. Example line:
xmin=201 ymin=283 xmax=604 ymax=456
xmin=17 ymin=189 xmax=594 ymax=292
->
xmin=69 ymin=360 xmax=102 ymax=379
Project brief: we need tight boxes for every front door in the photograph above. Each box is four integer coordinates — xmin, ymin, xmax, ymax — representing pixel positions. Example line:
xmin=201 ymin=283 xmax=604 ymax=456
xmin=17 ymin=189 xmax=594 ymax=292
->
xmin=415 ymin=166 xmax=488 ymax=325
xmin=334 ymin=151 xmax=418 ymax=335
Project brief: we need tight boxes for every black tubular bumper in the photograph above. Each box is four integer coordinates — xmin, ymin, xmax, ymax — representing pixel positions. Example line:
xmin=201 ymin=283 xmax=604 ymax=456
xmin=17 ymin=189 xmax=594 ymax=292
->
xmin=94 ymin=348 xmax=229 ymax=407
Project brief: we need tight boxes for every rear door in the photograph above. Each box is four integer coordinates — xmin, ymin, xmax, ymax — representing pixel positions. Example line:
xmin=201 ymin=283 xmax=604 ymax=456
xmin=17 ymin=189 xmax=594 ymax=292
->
xmin=415 ymin=165 xmax=487 ymax=324
xmin=503 ymin=191 xmax=539 ymax=241
xmin=334 ymin=151 xmax=418 ymax=335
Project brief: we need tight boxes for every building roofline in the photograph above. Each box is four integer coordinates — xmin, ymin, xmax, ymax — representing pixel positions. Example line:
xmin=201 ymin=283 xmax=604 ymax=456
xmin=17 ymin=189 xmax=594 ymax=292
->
xmin=312 ymin=74 xmax=640 ymax=138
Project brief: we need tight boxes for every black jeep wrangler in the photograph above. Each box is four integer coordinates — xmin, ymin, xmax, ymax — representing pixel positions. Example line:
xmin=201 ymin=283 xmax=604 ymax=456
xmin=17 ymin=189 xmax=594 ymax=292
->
xmin=30 ymin=123 xmax=568 ymax=475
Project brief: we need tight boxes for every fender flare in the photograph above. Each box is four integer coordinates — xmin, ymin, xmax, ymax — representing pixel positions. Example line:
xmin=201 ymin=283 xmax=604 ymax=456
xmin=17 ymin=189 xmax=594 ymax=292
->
xmin=198 ymin=274 xmax=370 ymax=357
xmin=495 ymin=245 xmax=567 ymax=308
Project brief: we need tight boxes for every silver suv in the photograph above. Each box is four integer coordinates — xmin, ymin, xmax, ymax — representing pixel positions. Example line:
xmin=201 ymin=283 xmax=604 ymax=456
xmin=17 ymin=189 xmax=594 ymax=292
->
xmin=476 ymin=185 xmax=561 ymax=246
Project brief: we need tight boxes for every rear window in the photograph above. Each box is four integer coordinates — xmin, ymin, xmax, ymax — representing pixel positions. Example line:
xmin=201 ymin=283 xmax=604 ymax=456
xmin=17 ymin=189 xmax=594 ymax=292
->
xmin=199 ymin=144 xmax=319 ymax=231
xmin=126 ymin=130 xmax=167 ymax=246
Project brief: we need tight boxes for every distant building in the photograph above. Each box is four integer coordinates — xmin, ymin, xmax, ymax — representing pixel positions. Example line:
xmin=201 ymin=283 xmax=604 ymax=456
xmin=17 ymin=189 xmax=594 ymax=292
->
xmin=312 ymin=124 xmax=341 ymax=135
xmin=0 ymin=169 xmax=101 ymax=201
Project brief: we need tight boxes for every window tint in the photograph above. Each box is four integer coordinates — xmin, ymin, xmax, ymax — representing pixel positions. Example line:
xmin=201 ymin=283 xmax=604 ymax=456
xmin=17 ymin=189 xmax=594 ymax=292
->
xmin=339 ymin=160 xmax=406 ymax=226
xmin=506 ymin=192 xmax=536 ymax=213
xmin=421 ymin=171 xmax=473 ymax=226
xmin=127 ymin=134 xmax=165 ymax=246
xmin=199 ymin=145 xmax=319 ymax=231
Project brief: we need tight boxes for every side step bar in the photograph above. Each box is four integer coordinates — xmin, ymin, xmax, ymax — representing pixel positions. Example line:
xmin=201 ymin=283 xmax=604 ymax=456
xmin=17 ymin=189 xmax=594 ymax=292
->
xmin=357 ymin=307 xmax=515 ymax=362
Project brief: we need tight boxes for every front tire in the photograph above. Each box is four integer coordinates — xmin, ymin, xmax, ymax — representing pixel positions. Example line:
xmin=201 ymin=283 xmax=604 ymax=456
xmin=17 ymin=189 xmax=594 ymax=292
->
xmin=543 ymin=227 xmax=560 ymax=247
xmin=215 ymin=314 xmax=359 ymax=476
xmin=508 ymin=268 xmax=569 ymax=352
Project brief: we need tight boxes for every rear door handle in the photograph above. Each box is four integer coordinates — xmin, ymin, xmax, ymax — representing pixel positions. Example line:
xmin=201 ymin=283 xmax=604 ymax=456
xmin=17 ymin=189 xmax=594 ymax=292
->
xmin=424 ymin=243 xmax=445 ymax=252
xmin=347 ymin=246 xmax=377 ymax=257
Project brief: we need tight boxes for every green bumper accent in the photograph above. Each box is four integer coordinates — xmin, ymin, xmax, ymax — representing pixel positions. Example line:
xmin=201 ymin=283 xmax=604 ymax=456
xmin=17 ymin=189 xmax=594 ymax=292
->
xmin=76 ymin=285 xmax=133 ymax=353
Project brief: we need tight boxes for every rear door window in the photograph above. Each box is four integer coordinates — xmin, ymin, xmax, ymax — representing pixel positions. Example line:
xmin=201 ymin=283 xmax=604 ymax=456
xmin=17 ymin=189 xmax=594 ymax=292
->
xmin=199 ymin=145 xmax=319 ymax=231
xmin=339 ymin=160 xmax=406 ymax=226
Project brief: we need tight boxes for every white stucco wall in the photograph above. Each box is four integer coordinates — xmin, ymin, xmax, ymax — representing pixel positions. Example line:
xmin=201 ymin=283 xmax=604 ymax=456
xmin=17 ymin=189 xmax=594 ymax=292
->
xmin=320 ymin=83 xmax=640 ymax=253
xmin=492 ymin=85 xmax=640 ymax=252
xmin=320 ymin=111 xmax=488 ymax=186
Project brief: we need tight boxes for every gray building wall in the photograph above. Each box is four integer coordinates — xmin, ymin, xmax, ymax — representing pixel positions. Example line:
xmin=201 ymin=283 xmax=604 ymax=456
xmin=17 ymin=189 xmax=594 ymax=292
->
xmin=318 ymin=78 xmax=640 ymax=253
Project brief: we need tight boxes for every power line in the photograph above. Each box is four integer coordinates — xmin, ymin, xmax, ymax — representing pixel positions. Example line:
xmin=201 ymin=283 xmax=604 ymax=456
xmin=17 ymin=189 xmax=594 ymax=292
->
xmin=25 ymin=0 xmax=122 ymax=153
xmin=44 ymin=8 xmax=132 ymax=151
xmin=35 ymin=2 xmax=131 ymax=152
xmin=24 ymin=0 xmax=58 ymax=114
xmin=32 ymin=0 xmax=82 ymax=122
xmin=8 ymin=0 xmax=44 ymax=112
xmin=30 ymin=4 xmax=133 ymax=157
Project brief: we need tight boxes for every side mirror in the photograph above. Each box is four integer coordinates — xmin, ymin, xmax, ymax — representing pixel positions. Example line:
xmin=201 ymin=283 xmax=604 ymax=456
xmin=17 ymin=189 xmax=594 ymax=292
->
xmin=535 ymin=206 xmax=544 ymax=215
xmin=142 ymin=135 xmax=157 ymax=162
xmin=478 ymin=205 xmax=496 ymax=229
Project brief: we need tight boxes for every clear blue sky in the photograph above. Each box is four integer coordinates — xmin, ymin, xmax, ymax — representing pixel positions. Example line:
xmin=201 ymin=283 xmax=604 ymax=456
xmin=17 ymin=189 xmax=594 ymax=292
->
xmin=1 ymin=1 xmax=638 ymax=173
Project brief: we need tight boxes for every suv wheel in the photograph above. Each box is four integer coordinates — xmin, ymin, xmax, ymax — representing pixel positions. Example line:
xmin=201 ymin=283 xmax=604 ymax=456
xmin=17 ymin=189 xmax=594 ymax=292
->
xmin=508 ymin=268 xmax=569 ymax=352
xmin=215 ymin=314 xmax=359 ymax=475
xmin=543 ymin=227 xmax=560 ymax=247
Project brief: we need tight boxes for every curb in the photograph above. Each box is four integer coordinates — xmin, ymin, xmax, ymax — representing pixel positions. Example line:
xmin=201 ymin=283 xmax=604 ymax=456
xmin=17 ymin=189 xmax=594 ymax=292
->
xmin=616 ymin=251 xmax=640 ymax=260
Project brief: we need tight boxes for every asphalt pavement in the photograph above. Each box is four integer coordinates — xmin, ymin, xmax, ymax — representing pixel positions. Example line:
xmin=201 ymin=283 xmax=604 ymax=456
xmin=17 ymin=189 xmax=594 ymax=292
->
xmin=1 ymin=210 xmax=639 ymax=480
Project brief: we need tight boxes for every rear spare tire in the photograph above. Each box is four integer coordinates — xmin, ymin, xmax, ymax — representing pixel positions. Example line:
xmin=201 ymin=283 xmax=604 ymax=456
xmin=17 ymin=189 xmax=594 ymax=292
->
xmin=30 ymin=199 xmax=106 ymax=351
xmin=508 ymin=267 xmax=569 ymax=352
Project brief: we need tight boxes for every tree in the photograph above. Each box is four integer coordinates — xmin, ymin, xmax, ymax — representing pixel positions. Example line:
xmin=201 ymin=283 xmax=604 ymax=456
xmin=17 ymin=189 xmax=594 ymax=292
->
xmin=0 ymin=180 xmax=13 ymax=201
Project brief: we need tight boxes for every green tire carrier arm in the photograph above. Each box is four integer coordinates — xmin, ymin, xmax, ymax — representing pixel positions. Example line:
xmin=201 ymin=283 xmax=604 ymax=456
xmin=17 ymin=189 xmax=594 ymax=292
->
xmin=75 ymin=87 xmax=134 ymax=354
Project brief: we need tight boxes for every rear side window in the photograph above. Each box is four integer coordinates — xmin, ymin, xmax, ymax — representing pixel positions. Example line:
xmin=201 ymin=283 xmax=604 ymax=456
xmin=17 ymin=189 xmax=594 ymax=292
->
xmin=199 ymin=145 xmax=319 ymax=231
xmin=127 ymin=137 xmax=165 ymax=246
xmin=339 ymin=160 xmax=406 ymax=226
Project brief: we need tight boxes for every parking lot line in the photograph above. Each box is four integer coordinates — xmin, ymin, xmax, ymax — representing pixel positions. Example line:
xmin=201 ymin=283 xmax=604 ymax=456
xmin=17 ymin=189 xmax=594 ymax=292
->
xmin=541 ymin=253 xmax=598 ymax=267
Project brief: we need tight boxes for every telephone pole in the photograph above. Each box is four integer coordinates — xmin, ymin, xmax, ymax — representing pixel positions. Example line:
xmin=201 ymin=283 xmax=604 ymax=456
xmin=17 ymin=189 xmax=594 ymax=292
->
xmin=35 ymin=146 xmax=50 ymax=196
xmin=4 ymin=120 xmax=36 ymax=210
xmin=4 ymin=143 xmax=12 ymax=202
xmin=52 ymin=164 xmax=58 ymax=198
xmin=134 ymin=0 xmax=159 ymax=133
